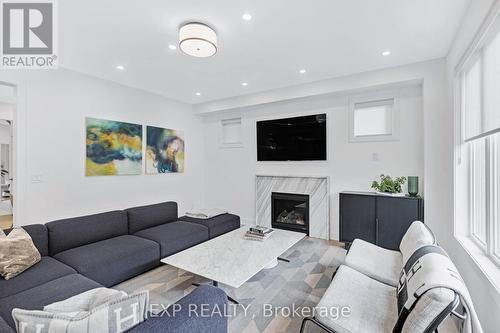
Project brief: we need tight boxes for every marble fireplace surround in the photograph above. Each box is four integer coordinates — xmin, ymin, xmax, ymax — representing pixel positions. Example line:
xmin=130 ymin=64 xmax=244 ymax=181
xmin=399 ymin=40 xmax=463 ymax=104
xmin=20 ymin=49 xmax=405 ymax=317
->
xmin=255 ymin=175 xmax=330 ymax=240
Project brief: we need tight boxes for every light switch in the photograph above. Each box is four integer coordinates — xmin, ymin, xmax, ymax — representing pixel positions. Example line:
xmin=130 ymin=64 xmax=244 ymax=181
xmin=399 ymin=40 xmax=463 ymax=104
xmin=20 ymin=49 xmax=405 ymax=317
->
xmin=372 ymin=153 xmax=380 ymax=162
xmin=31 ymin=174 xmax=43 ymax=183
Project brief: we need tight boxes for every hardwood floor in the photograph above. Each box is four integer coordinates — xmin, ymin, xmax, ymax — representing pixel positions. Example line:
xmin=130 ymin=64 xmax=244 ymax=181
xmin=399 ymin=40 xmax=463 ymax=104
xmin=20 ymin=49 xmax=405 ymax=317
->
xmin=0 ymin=214 xmax=13 ymax=230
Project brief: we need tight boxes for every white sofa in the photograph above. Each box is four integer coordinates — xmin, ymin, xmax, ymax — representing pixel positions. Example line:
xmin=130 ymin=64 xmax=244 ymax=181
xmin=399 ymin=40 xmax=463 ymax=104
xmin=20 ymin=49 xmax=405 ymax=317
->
xmin=344 ymin=221 xmax=436 ymax=287
xmin=304 ymin=264 xmax=458 ymax=333
xmin=300 ymin=221 xmax=484 ymax=333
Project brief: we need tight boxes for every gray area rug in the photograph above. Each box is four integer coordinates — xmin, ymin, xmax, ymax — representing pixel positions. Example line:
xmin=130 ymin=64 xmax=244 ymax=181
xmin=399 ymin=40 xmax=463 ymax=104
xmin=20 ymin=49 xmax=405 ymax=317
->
xmin=115 ymin=237 xmax=346 ymax=333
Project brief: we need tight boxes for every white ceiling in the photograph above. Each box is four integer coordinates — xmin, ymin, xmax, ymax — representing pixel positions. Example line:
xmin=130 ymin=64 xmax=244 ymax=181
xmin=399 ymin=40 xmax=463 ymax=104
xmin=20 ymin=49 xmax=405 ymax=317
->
xmin=59 ymin=0 xmax=470 ymax=104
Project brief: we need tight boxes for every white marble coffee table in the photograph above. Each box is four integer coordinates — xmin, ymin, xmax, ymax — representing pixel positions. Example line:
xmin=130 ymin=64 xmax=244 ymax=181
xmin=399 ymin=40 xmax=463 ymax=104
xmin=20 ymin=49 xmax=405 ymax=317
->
xmin=161 ymin=227 xmax=305 ymax=290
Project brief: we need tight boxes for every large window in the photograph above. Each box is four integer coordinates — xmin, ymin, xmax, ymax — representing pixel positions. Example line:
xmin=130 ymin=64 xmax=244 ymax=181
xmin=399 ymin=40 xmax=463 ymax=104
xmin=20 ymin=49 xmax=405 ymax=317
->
xmin=458 ymin=13 xmax=500 ymax=268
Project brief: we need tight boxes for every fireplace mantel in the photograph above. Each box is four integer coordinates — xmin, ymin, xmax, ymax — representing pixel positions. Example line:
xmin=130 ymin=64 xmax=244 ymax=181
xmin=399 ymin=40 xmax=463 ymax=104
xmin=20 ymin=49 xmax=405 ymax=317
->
xmin=255 ymin=175 xmax=330 ymax=240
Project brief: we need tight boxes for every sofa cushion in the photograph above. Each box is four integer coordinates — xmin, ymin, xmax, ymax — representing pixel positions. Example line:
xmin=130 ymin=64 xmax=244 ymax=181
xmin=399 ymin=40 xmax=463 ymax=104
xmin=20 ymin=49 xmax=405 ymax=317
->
xmin=315 ymin=265 xmax=397 ymax=333
xmin=47 ymin=211 xmax=128 ymax=255
xmin=345 ymin=238 xmax=402 ymax=287
xmin=4 ymin=224 xmax=48 ymax=256
xmin=179 ymin=214 xmax=240 ymax=239
xmin=126 ymin=201 xmax=178 ymax=234
xmin=134 ymin=221 xmax=208 ymax=258
xmin=128 ymin=285 xmax=228 ymax=333
xmin=54 ymin=235 xmax=160 ymax=287
xmin=0 ymin=273 xmax=102 ymax=329
xmin=0 ymin=256 xmax=76 ymax=298
xmin=0 ymin=315 xmax=14 ymax=333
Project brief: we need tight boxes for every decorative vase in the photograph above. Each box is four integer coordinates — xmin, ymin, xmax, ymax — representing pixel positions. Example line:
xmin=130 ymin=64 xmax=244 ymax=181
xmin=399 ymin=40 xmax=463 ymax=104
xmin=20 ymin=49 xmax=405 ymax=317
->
xmin=408 ymin=176 xmax=419 ymax=197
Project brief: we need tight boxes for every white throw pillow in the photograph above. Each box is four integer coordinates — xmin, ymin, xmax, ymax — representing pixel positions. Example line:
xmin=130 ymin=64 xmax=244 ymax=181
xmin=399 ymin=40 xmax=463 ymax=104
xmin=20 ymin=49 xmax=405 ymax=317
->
xmin=12 ymin=288 xmax=149 ymax=333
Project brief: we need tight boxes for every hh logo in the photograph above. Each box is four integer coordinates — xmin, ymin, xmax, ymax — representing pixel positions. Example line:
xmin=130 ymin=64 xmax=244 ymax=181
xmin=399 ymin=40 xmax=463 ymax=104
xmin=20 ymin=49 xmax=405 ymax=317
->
xmin=1 ymin=0 xmax=57 ymax=68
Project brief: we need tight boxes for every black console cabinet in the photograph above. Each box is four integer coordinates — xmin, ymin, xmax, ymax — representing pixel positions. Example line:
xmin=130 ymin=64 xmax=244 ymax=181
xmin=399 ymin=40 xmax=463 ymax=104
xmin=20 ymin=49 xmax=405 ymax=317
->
xmin=339 ymin=191 xmax=424 ymax=250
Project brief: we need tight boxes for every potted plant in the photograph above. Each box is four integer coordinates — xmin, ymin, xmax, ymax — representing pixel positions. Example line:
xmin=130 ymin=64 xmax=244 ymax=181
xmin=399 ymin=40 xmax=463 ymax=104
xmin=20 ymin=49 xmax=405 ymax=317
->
xmin=371 ymin=174 xmax=406 ymax=195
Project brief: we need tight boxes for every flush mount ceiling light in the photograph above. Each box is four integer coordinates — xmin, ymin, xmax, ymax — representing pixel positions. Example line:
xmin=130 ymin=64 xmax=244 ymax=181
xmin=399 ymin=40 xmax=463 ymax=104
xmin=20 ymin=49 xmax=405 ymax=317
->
xmin=179 ymin=22 xmax=217 ymax=57
xmin=382 ymin=50 xmax=391 ymax=56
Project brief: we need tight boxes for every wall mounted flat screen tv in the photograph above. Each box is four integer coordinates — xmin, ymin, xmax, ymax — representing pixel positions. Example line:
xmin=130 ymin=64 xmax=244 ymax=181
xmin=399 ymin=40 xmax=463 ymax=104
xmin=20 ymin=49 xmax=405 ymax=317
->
xmin=257 ymin=114 xmax=327 ymax=161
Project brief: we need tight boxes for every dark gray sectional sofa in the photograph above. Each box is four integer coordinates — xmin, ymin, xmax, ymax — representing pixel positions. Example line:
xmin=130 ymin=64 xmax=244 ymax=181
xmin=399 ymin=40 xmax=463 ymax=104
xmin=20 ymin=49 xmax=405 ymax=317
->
xmin=0 ymin=201 xmax=240 ymax=333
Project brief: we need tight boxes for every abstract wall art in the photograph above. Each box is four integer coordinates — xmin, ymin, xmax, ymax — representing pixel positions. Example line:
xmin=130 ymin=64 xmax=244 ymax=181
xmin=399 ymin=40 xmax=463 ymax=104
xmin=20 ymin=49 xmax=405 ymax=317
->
xmin=146 ymin=126 xmax=185 ymax=174
xmin=86 ymin=118 xmax=143 ymax=176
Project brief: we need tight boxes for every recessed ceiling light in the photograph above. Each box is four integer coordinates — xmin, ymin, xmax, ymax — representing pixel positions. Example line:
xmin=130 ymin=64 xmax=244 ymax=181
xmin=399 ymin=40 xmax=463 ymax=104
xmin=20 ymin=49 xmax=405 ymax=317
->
xmin=241 ymin=82 xmax=248 ymax=86
xmin=299 ymin=69 xmax=307 ymax=74
xmin=382 ymin=50 xmax=391 ymax=56
xmin=116 ymin=65 xmax=125 ymax=70
xmin=242 ymin=13 xmax=252 ymax=21
xmin=168 ymin=44 xmax=177 ymax=50
xmin=195 ymin=92 xmax=201 ymax=96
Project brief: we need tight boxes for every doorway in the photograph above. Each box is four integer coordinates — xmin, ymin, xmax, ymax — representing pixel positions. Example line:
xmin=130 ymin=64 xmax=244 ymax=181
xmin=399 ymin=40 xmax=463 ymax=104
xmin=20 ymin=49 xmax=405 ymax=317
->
xmin=0 ymin=83 xmax=15 ymax=230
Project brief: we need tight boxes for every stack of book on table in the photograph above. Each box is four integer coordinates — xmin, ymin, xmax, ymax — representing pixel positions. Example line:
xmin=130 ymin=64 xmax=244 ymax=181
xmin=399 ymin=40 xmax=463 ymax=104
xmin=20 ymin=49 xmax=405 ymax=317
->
xmin=244 ymin=226 xmax=274 ymax=241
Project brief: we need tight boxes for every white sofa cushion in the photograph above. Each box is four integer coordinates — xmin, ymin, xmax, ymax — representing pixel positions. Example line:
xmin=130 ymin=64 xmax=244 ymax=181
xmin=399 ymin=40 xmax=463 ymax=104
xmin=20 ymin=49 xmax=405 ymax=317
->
xmin=399 ymin=221 xmax=435 ymax=263
xmin=345 ymin=239 xmax=402 ymax=287
xmin=315 ymin=265 xmax=398 ymax=333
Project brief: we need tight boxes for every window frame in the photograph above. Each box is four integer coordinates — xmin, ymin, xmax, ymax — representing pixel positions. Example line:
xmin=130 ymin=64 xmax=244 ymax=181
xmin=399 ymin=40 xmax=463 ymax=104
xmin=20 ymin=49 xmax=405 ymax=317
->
xmin=490 ymin=135 xmax=500 ymax=266
xmin=455 ymin=2 xmax=500 ymax=276
xmin=348 ymin=93 xmax=400 ymax=143
xmin=468 ymin=138 xmax=488 ymax=249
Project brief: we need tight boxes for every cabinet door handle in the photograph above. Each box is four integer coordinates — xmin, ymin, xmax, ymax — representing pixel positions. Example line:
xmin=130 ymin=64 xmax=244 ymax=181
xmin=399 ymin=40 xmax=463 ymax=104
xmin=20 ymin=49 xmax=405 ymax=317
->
xmin=375 ymin=218 xmax=379 ymax=244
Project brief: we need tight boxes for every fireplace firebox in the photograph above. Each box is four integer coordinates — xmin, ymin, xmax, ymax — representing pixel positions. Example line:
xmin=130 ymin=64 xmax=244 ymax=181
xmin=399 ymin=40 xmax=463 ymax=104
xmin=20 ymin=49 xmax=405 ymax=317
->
xmin=271 ymin=192 xmax=309 ymax=235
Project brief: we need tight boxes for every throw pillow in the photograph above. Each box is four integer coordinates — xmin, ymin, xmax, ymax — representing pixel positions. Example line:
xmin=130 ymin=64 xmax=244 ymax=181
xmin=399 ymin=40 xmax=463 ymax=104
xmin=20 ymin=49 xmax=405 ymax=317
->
xmin=43 ymin=287 xmax=128 ymax=314
xmin=0 ymin=227 xmax=41 ymax=280
xmin=12 ymin=288 xmax=149 ymax=333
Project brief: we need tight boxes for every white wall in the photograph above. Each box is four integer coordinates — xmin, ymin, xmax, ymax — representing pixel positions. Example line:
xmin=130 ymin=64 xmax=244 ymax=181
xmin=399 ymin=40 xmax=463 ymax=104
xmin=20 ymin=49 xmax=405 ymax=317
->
xmin=202 ymin=85 xmax=424 ymax=239
xmin=0 ymin=69 xmax=205 ymax=225
xmin=199 ymin=58 xmax=447 ymax=240
xmin=444 ymin=1 xmax=500 ymax=332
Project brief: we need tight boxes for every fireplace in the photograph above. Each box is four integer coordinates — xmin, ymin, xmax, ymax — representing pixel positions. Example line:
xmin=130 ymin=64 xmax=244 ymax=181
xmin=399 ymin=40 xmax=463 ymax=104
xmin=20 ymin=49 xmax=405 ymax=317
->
xmin=271 ymin=192 xmax=309 ymax=235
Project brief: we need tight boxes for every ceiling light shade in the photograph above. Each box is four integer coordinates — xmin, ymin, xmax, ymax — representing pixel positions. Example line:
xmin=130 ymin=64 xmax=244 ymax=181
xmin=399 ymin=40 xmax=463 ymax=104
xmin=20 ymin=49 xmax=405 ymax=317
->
xmin=179 ymin=23 xmax=217 ymax=57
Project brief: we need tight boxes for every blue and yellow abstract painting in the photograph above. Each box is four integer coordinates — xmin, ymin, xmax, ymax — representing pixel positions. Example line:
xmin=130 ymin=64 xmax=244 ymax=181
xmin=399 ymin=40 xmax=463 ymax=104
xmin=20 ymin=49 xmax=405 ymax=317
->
xmin=146 ymin=126 xmax=185 ymax=174
xmin=86 ymin=118 xmax=143 ymax=176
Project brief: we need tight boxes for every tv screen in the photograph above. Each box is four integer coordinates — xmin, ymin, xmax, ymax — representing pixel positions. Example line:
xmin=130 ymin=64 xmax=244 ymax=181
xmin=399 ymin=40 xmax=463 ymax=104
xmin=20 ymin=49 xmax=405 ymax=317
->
xmin=257 ymin=114 xmax=327 ymax=161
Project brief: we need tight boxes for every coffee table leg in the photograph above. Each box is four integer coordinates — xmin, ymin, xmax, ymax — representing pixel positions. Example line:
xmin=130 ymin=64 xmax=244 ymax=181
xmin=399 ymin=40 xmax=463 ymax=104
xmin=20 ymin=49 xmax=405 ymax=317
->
xmin=212 ymin=281 xmax=240 ymax=304
xmin=191 ymin=281 xmax=239 ymax=304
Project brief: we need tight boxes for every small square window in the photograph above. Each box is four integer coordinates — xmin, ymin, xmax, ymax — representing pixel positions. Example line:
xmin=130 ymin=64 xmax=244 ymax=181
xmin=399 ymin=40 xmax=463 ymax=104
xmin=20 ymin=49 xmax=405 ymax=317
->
xmin=349 ymin=98 xmax=399 ymax=142
xmin=220 ymin=118 xmax=243 ymax=148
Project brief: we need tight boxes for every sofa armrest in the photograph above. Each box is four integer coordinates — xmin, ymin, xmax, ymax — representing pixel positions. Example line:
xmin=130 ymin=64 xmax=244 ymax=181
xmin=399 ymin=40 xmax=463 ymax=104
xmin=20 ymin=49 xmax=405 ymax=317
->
xmin=128 ymin=285 xmax=228 ymax=333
